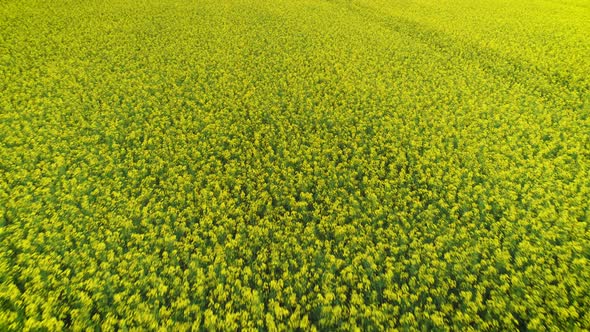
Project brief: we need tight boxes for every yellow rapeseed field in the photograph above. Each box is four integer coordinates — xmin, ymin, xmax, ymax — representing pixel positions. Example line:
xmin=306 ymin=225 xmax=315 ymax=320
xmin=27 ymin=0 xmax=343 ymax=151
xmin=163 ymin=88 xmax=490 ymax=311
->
xmin=1 ymin=0 xmax=589 ymax=330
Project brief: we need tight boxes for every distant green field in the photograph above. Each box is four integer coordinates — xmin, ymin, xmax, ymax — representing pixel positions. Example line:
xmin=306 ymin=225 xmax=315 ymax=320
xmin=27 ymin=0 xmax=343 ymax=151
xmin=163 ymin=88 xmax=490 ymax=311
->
xmin=1 ymin=0 xmax=589 ymax=330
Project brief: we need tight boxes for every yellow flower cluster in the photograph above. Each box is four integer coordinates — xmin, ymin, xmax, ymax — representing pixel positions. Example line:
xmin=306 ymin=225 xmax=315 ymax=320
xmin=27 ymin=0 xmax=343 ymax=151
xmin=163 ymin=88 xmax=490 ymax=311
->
xmin=1 ymin=0 xmax=588 ymax=330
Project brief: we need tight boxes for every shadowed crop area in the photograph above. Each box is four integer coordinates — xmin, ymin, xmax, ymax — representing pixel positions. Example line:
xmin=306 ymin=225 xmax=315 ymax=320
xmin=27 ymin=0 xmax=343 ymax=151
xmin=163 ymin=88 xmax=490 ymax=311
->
xmin=1 ymin=0 xmax=589 ymax=330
